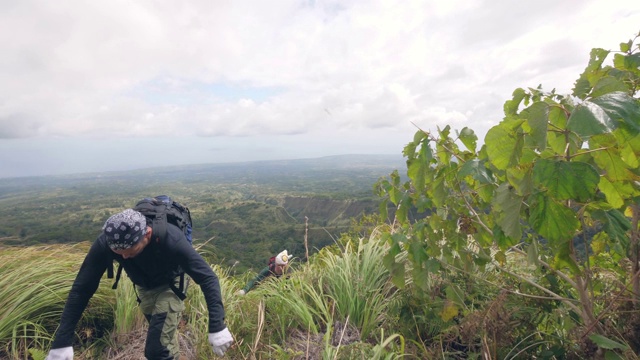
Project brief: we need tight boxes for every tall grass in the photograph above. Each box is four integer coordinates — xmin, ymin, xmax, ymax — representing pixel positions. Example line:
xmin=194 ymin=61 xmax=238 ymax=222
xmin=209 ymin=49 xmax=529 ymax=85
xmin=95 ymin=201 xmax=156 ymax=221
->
xmin=184 ymin=264 xmax=243 ymax=359
xmin=111 ymin=273 xmax=146 ymax=337
xmin=2 ymin=232 xmax=408 ymax=359
xmin=319 ymin=234 xmax=396 ymax=340
xmin=244 ymin=231 xmax=402 ymax=358
xmin=262 ymin=264 xmax=332 ymax=336
xmin=0 ymin=244 xmax=113 ymax=359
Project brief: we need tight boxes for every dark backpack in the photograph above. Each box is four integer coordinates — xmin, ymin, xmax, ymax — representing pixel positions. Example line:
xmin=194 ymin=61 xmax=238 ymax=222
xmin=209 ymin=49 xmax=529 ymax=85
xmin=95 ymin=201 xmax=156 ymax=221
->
xmin=107 ymin=195 xmax=193 ymax=300
xmin=134 ymin=195 xmax=193 ymax=246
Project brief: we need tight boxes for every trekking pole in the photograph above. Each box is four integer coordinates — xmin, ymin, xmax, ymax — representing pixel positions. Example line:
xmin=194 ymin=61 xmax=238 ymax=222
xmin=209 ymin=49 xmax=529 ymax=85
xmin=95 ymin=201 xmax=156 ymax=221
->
xmin=304 ymin=216 xmax=309 ymax=262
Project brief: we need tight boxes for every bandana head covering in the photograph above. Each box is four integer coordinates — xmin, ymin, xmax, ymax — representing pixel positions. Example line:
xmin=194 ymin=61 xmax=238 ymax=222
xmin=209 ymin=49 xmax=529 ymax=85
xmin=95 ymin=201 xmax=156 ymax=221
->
xmin=275 ymin=250 xmax=289 ymax=265
xmin=102 ymin=209 xmax=147 ymax=250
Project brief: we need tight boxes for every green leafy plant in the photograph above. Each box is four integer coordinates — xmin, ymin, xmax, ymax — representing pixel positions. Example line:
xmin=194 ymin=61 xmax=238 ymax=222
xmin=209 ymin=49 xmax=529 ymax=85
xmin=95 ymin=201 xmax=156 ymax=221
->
xmin=376 ymin=31 xmax=640 ymax=357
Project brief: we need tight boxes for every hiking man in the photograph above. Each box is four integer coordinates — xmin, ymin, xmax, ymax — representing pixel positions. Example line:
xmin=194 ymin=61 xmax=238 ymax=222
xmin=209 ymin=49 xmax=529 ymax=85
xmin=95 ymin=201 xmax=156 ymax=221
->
xmin=237 ymin=250 xmax=290 ymax=295
xmin=45 ymin=208 xmax=233 ymax=359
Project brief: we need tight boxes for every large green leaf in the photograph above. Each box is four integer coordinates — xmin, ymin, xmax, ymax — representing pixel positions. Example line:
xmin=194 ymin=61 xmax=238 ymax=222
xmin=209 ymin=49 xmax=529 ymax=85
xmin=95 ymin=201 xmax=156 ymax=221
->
xmin=418 ymin=136 xmax=434 ymax=163
xmin=591 ymin=92 xmax=640 ymax=132
xmin=458 ymin=127 xmax=477 ymax=152
xmin=620 ymin=142 xmax=639 ymax=168
xmin=408 ymin=241 xmax=430 ymax=287
xmin=413 ymin=130 xmax=427 ymax=143
xmin=532 ymin=159 xmax=600 ymax=202
xmin=493 ymin=226 xmax=518 ymax=249
xmin=384 ymin=242 xmax=406 ymax=289
xmin=552 ymin=238 xmax=581 ymax=275
xmin=590 ymin=143 xmax=631 ymax=182
xmin=458 ymin=159 xmax=492 ymax=184
xmin=529 ymin=193 xmax=579 ymax=242
xmin=396 ymin=192 xmax=410 ymax=223
xmin=403 ymin=141 xmax=418 ymax=159
xmin=485 ymin=124 xmax=523 ymax=170
xmin=572 ymin=48 xmax=610 ymax=99
xmin=614 ymin=52 xmax=640 ymax=72
xmin=493 ymin=183 xmax=523 ymax=239
xmin=568 ymin=92 xmax=640 ymax=138
xmin=407 ymin=158 xmax=427 ymax=193
xmin=378 ymin=199 xmax=389 ymax=221
xmin=432 ymin=173 xmax=446 ymax=207
xmin=506 ymin=165 xmax=533 ymax=196
xmin=547 ymin=131 xmax=566 ymax=155
xmin=567 ymin=101 xmax=616 ymax=137
xmin=592 ymin=209 xmax=631 ymax=247
xmin=590 ymin=76 xmax=629 ymax=98
xmin=504 ymin=88 xmax=526 ymax=116
xmin=548 ymin=104 xmax=568 ymax=129
xmin=412 ymin=265 xmax=430 ymax=291
xmin=598 ymin=177 xmax=635 ymax=209
xmin=522 ymin=102 xmax=549 ymax=150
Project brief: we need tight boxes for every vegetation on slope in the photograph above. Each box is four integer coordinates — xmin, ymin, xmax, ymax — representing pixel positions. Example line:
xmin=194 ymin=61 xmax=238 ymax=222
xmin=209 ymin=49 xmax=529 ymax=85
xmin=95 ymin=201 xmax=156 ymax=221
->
xmin=376 ymin=31 xmax=640 ymax=359
xmin=0 ymin=155 xmax=402 ymax=273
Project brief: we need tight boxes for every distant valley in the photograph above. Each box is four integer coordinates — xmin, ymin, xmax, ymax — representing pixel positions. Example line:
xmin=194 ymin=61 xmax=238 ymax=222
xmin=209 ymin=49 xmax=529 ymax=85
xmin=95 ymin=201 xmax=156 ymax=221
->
xmin=0 ymin=154 xmax=404 ymax=272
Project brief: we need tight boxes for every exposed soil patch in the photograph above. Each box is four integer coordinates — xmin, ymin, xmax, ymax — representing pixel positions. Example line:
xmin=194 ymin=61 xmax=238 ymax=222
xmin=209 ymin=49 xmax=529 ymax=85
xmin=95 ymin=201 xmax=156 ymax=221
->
xmin=96 ymin=327 xmax=196 ymax=360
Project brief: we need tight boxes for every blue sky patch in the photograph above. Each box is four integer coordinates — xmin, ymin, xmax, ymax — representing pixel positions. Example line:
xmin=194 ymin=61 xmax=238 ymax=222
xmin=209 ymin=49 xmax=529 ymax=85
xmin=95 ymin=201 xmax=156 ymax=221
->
xmin=127 ymin=77 xmax=283 ymax=105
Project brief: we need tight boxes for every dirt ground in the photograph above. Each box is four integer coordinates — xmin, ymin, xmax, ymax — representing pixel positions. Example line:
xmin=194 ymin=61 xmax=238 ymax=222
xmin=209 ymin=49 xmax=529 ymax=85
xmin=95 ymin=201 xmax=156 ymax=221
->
xmin=100 ymin=328 xmax=196 ymax=360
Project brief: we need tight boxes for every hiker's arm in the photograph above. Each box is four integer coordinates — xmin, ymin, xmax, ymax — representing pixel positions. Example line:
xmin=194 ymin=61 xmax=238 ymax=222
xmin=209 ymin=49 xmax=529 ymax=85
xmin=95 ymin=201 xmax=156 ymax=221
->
xmin=173 ymin=237 xmax=227 ymax=333
xmin=51 ymin=238 xmax=110 ymax=349
xmin=243 ymin=267 xmax=271 ymax=293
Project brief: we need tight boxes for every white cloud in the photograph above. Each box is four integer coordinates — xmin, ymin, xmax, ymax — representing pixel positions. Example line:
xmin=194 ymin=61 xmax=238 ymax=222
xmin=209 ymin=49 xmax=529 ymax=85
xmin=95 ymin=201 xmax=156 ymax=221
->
xmin=1 ymin=0 xmax=639 ymax=177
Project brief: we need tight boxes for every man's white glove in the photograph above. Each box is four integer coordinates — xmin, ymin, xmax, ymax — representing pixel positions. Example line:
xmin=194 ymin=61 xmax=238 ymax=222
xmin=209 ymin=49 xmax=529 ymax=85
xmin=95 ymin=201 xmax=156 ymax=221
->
xmin=237 ymin=289 xmax=246 ymax=296
xmin=45 ymin=347 xmax=73 ymax=360
xmin=209 ymin=327 xmax=233 ymax=356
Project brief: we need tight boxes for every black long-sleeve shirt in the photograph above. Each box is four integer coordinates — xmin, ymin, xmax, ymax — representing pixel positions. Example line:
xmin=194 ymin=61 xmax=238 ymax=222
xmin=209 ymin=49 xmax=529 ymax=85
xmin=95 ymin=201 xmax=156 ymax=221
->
xmin=51 ymin=224 xmax=226 ymax=348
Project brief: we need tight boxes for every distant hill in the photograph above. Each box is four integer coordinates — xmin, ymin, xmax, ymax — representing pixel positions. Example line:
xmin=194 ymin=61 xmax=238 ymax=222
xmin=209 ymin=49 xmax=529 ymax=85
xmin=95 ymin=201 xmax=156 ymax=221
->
xmin=0 ymin=154 xmax=403 ymax=192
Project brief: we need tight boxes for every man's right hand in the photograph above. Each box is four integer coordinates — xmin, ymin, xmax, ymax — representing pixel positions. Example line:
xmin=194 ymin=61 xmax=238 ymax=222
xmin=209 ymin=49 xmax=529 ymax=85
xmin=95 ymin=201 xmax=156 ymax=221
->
xmin=45 ymin=347 xmax=73 ymax=360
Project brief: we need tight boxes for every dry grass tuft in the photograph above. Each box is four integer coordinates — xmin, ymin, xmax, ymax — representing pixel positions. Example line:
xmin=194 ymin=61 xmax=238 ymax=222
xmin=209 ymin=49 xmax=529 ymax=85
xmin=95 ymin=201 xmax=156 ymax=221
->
xmin=285 ymin=328 xmax=324 ymax=360
xmin=90 ymin=326 xmax=197 ymax=360
xmin=330 ymin=320 xmax=360 ymax=347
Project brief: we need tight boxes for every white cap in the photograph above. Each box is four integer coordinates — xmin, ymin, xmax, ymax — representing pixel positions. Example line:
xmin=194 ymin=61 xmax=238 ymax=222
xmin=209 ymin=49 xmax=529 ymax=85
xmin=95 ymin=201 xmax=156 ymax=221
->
xmin=275 ymin=250 xmax=289 ymax=265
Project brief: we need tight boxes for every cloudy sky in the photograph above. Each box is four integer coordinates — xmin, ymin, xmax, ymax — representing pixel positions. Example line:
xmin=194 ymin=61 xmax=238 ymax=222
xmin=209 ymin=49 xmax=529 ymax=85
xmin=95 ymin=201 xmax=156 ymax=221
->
xmin=1 ymin=0 xmax=639 ymax=178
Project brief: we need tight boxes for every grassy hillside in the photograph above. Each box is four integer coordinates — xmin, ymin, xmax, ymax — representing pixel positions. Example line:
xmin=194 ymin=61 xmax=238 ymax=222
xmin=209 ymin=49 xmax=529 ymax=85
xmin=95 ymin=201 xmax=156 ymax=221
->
xmin=1 ymin=231 xmax=408 ymax=359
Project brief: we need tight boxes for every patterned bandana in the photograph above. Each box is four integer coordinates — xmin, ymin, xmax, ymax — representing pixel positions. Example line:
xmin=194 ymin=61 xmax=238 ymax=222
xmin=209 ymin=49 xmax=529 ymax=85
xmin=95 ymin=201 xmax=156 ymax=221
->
xmin=102 ymin=209 xmax=147 ymax=250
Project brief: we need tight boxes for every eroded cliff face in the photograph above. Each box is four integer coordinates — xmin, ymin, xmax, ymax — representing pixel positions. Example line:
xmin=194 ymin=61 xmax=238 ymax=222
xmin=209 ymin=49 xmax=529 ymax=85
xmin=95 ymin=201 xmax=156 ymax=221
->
xmin=281 ymin=196 xmax=379 ymax=225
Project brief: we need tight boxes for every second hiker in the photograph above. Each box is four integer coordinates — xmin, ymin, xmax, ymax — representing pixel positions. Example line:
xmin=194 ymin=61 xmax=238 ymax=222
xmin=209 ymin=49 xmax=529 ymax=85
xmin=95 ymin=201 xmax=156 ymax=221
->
xmin=237 ymin=249 xmax=290 ymax=295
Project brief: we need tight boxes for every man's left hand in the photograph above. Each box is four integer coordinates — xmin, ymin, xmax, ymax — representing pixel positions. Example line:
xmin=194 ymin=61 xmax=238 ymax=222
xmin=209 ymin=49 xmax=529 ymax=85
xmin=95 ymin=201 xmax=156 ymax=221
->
xmin=209 ymin=327 xmax=233 ymax=356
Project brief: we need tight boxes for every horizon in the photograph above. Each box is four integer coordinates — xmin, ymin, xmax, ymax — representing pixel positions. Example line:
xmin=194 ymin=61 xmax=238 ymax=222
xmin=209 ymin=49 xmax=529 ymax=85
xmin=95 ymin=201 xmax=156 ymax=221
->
xmin=0 ymin=153 xmax=405 ymax=180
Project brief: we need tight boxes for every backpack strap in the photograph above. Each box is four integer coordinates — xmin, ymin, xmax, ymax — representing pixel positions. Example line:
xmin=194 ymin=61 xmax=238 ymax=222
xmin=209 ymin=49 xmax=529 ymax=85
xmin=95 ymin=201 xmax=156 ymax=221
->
xmin=170 ymin=278 xmax=187 ymax=300
xmin=112 ymin=264 xmax=123 ymax=290
xmin=108 ymin=261 xmax=141 ymax=303
xmin=106 ymin=252 xmax=120 ymax=289
xmin=107 ymin=260 xmax=114 ymax=279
